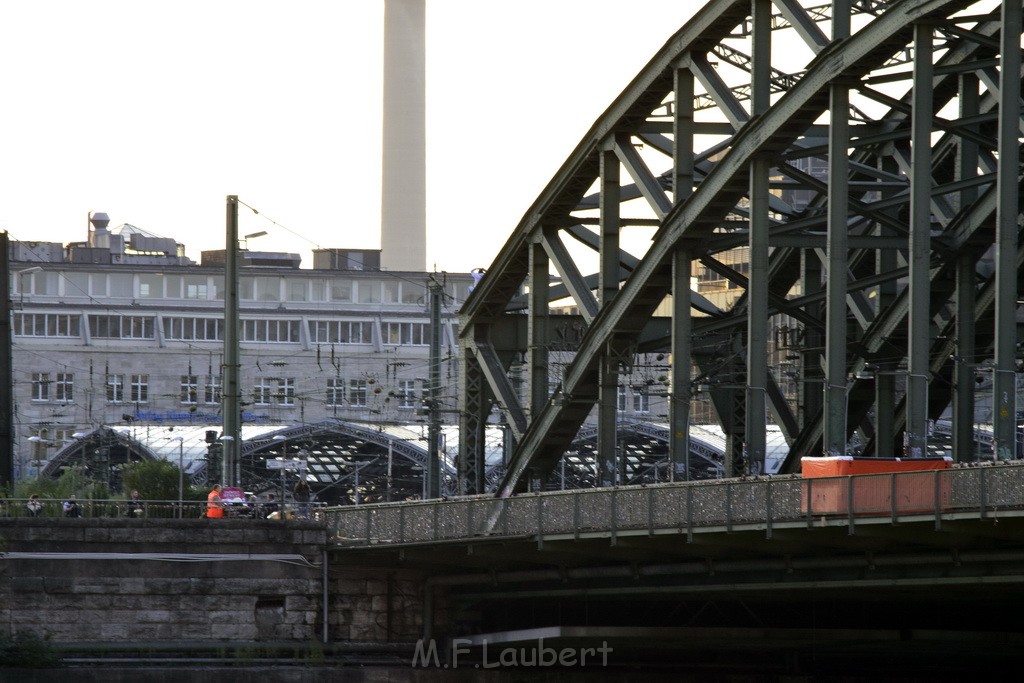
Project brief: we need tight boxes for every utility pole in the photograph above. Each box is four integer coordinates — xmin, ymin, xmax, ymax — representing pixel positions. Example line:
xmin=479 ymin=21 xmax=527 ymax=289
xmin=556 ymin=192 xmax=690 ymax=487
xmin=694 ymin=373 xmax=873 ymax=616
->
xmin=0 ymin=231 xmax=13 ymax=487
xmin=426 ymin=277 xmax=443 ymax=498
xmin=223 ymin=196 xmax=241 ymax=486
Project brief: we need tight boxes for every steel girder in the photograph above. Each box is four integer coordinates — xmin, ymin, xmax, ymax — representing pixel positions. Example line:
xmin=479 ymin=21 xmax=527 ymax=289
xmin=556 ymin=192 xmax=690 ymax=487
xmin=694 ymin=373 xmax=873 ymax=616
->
xmin=459 ymin=0 xmax=1024 ymax=496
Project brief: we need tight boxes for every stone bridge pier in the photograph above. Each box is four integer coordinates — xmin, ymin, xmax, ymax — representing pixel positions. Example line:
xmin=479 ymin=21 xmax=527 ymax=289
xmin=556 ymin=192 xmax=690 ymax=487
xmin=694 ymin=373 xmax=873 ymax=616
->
xmin=0 ymin=519 xmax=437 ymax=648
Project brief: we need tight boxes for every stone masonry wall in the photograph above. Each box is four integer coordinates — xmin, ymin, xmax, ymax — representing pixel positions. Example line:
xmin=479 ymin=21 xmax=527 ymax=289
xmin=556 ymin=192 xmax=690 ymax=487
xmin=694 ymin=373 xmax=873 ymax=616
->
xmin=328 ymin=568 xmax=442 ymax=642
xmin=0 ymin=518 xmax=327 ymax=644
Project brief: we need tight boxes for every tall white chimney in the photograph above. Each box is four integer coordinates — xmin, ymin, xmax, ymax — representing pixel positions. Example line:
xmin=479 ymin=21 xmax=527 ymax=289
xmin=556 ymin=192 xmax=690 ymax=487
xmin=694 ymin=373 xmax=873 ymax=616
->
xmin=380 ymin=0 xmax=426 ymax=272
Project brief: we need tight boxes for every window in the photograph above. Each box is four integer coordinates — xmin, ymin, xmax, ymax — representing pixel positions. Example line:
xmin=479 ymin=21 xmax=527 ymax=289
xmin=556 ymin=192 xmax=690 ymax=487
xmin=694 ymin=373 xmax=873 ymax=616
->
xmin=55 ymin=373 xmax=73 ymax=403
xmin=252 ymin=377 xmax=294 ymax=406
xmin=184 ymin=276 xmax=208 ymax=300
xmin=632 ymin=390 xmax=650 ymax=414
xmin=382 ymin=281 xmax=400 ymax=303
xmin=205 ymin=375 xmax=222 ymax=405
xmin=397 ymin=379 xmax=416 ymax=409
xmin=310 ymin=281 xmax=327 ymax=302
xmin=382 ymin=322 xmax=427 ymax=346
xmin=12 ymin=313 xmax=81 ymax=337
xmin=164 ymin=318 xmax=222 ymax=341
xmin=326 ymin=378 xmax=344 ymax=407
xmin=616 ymin=386 xmax=627 ymax=412
xmin=109 ymin=273 xmax=133 ymax=297
xmin=242 ymin=319 xmax=300 ymax=343
xmin=130 ymin=374 xmax=149 ymax=403
xmin=253 ymin=377 xmax=274 ymax=406
xmin=89 ymin=274 xmax=107 ymax=297
xmin=106 ymin=374 xmax=125 ymax=403
xmin=308 ymin=320 xmax=372 ymax=344
xmin=275 ymin=378 xmax=295 ymax=406
xmin=330 ymin=280 xmax=352 ymax=302
xmin=41 ymin=271 xmax=58 ymax=295
xmin=212 ymin=275 xmax=226 ymax=301
xmin=31 ymin=373 xmax=50 ymax=401
xmin=287 ymin=279 xmax=308 ymax=302
xmin=181 ymin=375 xmax=199 ymax=404
xmin=16 ymin=271 xmax=35 ymax=295
xmin=255 ymin=278 xmax=280 ymax=301
xmin=64 ymin=272 xmax=89 ymax=298
xmin=239 ymin=277 xmax=255 ymax=301
xmin=165 ymin=275 xmax=183 ymax=298
xmin=89 ymin=315 xmax=155 ymax=339
xmin=401 ymin=282 xmax=424 ymax=304
xmin=349 ymin=379 xmax=368 ymax=407
xmin=357 ymin=281 xmax=381 ymax=304
xmin=139 ymin=274 xmax=162 ymax=298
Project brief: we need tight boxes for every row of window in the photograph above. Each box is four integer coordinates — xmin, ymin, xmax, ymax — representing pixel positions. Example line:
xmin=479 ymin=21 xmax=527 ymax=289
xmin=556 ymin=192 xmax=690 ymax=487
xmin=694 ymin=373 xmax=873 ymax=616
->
xmin=617 ymin=386 xmax=651 ymax=414
xmin=17 ymin=271 xmax=467 ymax=304
xmin=13 ymin=313 xmax=432 ymax=346
xmin=30 ymin=372 xmax=151 ymax=403
xmin=29 ymin=373 xmax=419 ymax=409
xmin=29 ymin=372 xmax=645 ymax=414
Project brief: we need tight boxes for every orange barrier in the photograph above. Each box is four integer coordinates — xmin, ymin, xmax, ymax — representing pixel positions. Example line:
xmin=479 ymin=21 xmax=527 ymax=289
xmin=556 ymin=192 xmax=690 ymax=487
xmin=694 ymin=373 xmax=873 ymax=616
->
xmin=801 ymin=457 xmax=952 ymax=515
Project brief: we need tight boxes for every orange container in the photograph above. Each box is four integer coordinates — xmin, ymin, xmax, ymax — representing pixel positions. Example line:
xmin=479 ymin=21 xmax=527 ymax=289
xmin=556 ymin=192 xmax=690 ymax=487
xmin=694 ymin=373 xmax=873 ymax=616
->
xmin=801 ymin=456 xmax=952 ymax=515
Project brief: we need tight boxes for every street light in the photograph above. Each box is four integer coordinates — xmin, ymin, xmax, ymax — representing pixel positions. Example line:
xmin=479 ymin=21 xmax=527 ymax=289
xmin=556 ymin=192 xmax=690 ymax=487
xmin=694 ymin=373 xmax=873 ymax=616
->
xmin=243 ymin=231 xmax=268 ymax=250
xmin=169 ymin=436 xmax=184 ymax=517
xmin=218 ymin=435 xmax=235 ymax=486
xmin=26 ymin=436 xmax=53 ymax=479
xmin=72 ymin=432 xmax=90 ymax=473
xmin=273 ymin=435 xmax=287 ymax=518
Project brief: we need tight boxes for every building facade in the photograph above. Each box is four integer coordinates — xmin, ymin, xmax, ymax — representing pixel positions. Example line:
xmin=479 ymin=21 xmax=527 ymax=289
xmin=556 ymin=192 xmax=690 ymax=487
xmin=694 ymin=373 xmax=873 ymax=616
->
xmin=8 ymin=230 xmax=472 ymax=480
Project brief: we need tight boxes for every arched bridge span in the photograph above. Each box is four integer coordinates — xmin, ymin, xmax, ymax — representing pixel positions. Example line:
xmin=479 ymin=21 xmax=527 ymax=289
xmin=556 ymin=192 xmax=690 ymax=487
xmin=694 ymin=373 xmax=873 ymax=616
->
xmin=458 ymin=0 xmax=1024 ymax=496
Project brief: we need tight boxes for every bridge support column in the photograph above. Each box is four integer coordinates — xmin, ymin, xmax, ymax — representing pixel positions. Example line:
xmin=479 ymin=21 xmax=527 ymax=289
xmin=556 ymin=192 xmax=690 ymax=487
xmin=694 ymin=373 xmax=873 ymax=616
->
xmin=598 ymin=353 xmax=619 ymax=487
xmin=744 ymin=0 xmax=772 ymax=474
xmin=824 ymin=1 xmax=851 ymax=458
xmin=906 ymin=22 xmax=934 ymax=458
xmin=671 ymin=248 xmax=693 ymax=481
xmin=529 ymin=241 xmax=550 ymax=420
xmin=954 ymin=72 xmax=979 ymax=463
xmin=993 ymin=0 xmax=1021 ymax=461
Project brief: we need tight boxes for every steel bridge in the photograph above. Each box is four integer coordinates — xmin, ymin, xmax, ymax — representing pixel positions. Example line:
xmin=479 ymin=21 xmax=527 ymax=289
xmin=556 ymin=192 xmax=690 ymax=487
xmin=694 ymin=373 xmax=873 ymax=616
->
xmin=324 ymin=462 xmax=1024 ymax=674
xmin=456 ymin=0 xmax=1024 ymax=499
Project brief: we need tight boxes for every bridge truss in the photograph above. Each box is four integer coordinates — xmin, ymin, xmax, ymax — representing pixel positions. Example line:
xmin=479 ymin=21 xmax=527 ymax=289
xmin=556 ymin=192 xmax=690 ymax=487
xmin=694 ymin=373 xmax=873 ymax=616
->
xmin=458 ymin=0 xmax=1024 ymax=496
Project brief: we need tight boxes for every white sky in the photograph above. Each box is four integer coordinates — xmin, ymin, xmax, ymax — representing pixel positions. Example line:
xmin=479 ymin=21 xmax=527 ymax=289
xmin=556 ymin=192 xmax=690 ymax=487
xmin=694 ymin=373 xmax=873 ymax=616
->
xmin=0 ymin=1 xmax=699 ymax=273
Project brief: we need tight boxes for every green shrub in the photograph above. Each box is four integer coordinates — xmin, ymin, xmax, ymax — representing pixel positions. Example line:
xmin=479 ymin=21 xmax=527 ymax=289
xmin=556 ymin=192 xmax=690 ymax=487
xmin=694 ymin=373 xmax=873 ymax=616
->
xmin=120 ymin=460 xmax=184 ymax=501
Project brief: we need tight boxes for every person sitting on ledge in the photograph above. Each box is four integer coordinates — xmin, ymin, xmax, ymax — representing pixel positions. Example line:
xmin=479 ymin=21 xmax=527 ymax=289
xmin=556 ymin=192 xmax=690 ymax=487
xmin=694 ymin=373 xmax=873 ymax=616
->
xmin=63 ymin=495 xmax=82 ymax=518
xmin=263 ymin=493 xmax=279 ymax=519
xmin=25 ymin=494 xmax=43 ymax=517
xmin=126 ymin=489 xmax=145 ymax=518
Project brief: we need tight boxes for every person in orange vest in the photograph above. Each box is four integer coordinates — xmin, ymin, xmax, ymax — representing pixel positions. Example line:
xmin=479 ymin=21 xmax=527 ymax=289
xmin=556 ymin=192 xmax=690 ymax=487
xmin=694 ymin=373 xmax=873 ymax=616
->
xmin=207 ymin=484 xmax=224 ymax=519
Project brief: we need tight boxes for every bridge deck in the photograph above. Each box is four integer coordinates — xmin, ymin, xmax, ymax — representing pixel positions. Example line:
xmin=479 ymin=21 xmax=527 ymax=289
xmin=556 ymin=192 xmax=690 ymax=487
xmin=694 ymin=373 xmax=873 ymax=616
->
xmin=324 ymin=462 xmax=1024 ymax=551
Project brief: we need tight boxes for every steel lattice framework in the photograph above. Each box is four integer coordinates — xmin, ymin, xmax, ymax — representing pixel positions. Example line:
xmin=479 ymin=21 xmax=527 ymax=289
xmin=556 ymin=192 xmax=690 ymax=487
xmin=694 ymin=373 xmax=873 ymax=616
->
xmin=458 ymin=0 xmax=1024 ymax=496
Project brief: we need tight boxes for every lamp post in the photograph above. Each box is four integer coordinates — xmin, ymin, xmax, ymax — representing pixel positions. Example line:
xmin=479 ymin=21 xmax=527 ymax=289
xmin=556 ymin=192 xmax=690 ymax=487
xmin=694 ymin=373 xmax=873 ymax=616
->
xmin=218 ymin=435 xmax=235 ymax=487
xmin=170 ymin=436 xmax=184 ymax=518
xmin=26 ymin=436 xmax=53 ymax=479
xmin=273 ymin=435 xmax=287 ymax=518
xmin=243 ymin=231 xmax=267 ymax=250
xmin=223 ymin=199 xmax=270 ymax=489
xmin=72 ymin=431 xmax=89 ymax=473
xmin=224 ymin=196 xmax=240 ymax=488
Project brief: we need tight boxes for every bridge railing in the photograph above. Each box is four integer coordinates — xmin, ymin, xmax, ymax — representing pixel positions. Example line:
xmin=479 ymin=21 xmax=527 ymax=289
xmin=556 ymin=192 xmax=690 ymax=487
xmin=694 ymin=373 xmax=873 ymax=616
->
xmin=0 ymin=497 xmax=328 ymax=521
xmin=324 ymin=462 xmax=1024 ymax=547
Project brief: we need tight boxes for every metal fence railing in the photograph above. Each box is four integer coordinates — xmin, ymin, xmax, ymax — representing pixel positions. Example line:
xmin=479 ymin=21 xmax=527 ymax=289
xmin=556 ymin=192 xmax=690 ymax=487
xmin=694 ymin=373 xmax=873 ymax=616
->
xmin=323 ymin=462 xmax=1024 ymax=547
xmin=0 ymin=498 xmax=328 ymax=521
